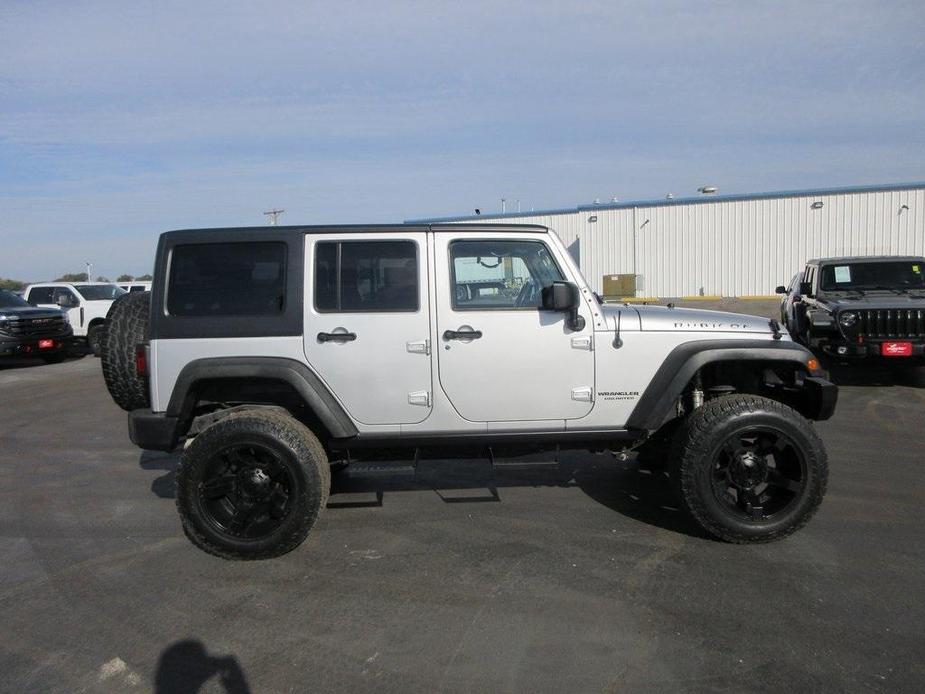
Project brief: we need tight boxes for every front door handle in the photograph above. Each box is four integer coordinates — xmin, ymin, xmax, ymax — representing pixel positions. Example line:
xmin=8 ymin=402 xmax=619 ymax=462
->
xmin=317 ymin=331 xmax=357 ymax=343
xmin=443 ymin=329 xmax=482 ymax=340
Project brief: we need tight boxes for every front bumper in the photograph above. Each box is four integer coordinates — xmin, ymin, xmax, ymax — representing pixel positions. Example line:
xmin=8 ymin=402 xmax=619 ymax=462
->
xmin=128 ymin=409 xmax=181 ymax=451
xmin=819 ymin=339 xmax=925 ymax=360
xmin=0 ymin=334 xmax=73 ymax=357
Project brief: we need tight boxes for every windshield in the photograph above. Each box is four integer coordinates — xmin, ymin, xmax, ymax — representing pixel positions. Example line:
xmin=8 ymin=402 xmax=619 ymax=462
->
xmin=819 ymin=261 xmax=925 ymax=292
xmin=74 ymin=284 xmax=126 ymax=300
xmin=0 ymin=289 xmax=32 ymax=309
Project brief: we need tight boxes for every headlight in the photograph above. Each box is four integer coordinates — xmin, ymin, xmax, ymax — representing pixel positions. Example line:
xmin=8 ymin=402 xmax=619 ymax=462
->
xmin=838 ymin=311 xmax=858 ymax=328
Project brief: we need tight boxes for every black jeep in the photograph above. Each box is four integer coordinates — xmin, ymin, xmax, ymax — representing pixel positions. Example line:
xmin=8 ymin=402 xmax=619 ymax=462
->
xmin=777 ymin=256 xmax=925 ymax=362
xmin=0 ymin=289 xmax=73 ymax=363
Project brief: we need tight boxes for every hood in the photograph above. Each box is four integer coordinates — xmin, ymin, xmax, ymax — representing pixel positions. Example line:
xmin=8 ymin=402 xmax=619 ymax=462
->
xmin=597 ymin=303 xmax=774 ymax=335
xmin=817 ymin=295 xmax=925 ymax=311
xmin=0 ymin=306 xmax=67 ymax=320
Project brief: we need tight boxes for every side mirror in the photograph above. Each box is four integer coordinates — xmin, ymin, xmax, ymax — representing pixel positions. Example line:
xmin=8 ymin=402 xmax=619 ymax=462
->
xmin=775 ymin=285 xmax=787 ymax=294
xmin=541 ymin=281 xmax=585 ymax=331
xmin=799 ymin=282 xmax=813 ymax=297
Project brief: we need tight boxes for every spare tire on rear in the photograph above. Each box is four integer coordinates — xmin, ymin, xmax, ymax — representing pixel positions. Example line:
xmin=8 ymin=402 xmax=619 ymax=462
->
xmin=102 ymin=291 xmax=151 ymax=411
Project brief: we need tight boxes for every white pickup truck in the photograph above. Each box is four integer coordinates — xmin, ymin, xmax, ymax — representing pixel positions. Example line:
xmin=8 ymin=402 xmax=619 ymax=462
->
xmin=24 ymin=282 xmax=125 ymax=355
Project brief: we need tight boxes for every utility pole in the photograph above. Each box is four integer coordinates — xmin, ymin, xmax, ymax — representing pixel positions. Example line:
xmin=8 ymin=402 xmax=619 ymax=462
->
xmin=263 ymin=208 xmax=285 ymax=225
xmin=86 ymin=262 xmax=92 ymax=282
xmin=501 ymin=198 xmax=506 ymax=214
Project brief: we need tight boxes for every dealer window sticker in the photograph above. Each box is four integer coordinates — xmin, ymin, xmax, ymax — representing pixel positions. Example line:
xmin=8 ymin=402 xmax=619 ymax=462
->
xmin=834 ymin=266 xmax=851 ymax=283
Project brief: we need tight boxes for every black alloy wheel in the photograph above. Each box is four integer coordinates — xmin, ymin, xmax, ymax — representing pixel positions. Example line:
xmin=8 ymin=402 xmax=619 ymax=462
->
xmin=709 ymin=428 xmax=806 ymax=522
xmin=197 ymin=443 xmax=297 ymax=540
xmin=176 ymin=409 xmax=330 ymax=560
xmin=673 ymin=394 xmax=827 ymax=543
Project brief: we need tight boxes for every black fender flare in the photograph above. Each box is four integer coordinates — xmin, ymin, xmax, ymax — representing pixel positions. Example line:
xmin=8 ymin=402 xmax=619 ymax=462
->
xmin=626 ymin=339 xmax=826 ymax=431
xmin=167 ymin=356 xmax=358 ymax=439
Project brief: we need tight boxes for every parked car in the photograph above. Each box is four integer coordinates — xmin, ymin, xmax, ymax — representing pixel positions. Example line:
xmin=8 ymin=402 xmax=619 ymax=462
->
xmin=777 ymin=272 xmax=804 ymax=334
xmin=101 ymin=224 xmax=836 ymax=559
xmin=24 ymin=282 xmax=125 ymax=356
xmin=0 ymin=288 xmax=73 ymax=362
xmin=777 ymin=256 xmax=925 ymax=361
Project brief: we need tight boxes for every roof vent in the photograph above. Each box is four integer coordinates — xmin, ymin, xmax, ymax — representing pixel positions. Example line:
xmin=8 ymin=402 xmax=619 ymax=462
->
xmin=697 ymin=186 xmax=718 ymax=195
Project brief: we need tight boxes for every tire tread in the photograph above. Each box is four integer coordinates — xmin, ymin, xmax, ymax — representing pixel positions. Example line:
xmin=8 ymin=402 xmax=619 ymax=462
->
xmin=101 ymin=291 xmax=150 ymax=411
xmin=175 ymin=409 xmax=329 ymax=560
xmin=675 ymin=393 xmax=828 ymax=544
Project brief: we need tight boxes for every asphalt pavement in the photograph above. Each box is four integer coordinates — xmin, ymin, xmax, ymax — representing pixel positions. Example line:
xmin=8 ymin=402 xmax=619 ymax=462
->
xmin=1 ymin=333 xmax=924 ymax=693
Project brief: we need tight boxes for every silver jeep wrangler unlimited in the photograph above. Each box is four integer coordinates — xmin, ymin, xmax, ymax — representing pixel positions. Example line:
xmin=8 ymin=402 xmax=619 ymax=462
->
xmin=102 ymin=224 xmax=837 ymax=559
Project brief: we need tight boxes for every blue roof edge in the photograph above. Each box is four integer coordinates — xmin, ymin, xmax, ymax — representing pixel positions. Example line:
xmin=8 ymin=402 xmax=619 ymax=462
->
xmin=405 ymin=181 xmax=925 ymax=224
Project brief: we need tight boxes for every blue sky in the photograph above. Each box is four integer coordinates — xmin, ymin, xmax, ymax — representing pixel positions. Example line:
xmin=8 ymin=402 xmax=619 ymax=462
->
xmin=2 ymin=0 xmax=923 ymax=281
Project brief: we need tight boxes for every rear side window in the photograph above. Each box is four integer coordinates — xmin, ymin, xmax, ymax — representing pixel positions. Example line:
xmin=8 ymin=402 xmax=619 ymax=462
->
xmin=314 ymin=241 xmax=418 ymax=312
xmin=27 ymin=287 xmax=54 ymax=304
xmin=167 ymin=242 xmax=287 ymax=316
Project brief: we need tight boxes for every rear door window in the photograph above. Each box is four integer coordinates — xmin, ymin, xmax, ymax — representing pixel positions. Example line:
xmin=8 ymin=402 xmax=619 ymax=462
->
xmin=27 ymin=287 xmax=54 ymax=304
xmin=167 ymin=242 xmax=287 ymax=316
xmin=314 ymin=241 xmax=418 ymax=312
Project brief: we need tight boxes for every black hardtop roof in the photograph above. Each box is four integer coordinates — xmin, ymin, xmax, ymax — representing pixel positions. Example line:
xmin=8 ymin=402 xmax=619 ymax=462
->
xmin=161 ymin=223 xmax=550 ymax=242
xmin=808 ymin=255 xmax=925 ymax=265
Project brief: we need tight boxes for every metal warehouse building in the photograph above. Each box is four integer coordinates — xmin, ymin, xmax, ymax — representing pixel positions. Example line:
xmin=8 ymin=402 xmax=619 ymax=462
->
xmin=409 ymin=182 xmax=925 ymax=298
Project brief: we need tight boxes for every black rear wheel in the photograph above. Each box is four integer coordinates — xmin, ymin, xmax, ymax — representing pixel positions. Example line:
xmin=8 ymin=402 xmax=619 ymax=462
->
xmin=674 ymin=394 xmax=827 ymax=543
xmin=176 ymin=410 xmax=330 ymax=560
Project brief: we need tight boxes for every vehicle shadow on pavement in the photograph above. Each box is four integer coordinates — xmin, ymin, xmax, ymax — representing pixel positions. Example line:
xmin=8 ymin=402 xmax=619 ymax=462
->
xmin=154 ymin=639 xmax=250 ymax=694
xmin=330 ymin=455 xmax=710 ymax=540
xmin=0 ymin=353 xmax=86 ymax=371
xmin=138 ymin=451 xmax=708 ymax=540
xmin=139 ymin=450 xmax=179 ymax=499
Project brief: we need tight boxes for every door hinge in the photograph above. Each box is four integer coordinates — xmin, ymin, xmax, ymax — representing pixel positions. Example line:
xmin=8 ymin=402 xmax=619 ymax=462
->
xmin=408 ymin=390 xmax=431 ymax=407
xmin=406 ymin=339 xmax=430 ymax=355
xmin=570 ymin=335 xmax=593 ymax=350
xmin=571 ymin=386 xmax=594 ymax=402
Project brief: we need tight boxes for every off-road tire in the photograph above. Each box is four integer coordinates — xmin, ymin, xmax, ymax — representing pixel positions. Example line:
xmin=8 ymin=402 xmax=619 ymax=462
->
xmin=87 ymin=324 xmax=105 ymax=356
xmin=673 ymin=394 xmax=827 ymax=543
xmin=175 ymin=410 xmax=330 ymax=560
xmin=101 ymin=291 xmax=150 ymax=411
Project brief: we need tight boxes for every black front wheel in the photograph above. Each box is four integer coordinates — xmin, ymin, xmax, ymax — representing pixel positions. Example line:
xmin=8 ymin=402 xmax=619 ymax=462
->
xmin=673 ymin=394 xmax=827 ymax=543
xmin=176 ymin=410 xmax=330 ymax=560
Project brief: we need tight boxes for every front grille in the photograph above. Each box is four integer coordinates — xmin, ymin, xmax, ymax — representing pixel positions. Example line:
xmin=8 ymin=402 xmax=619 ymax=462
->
xmin=855 ymin=309 xmax=925 ymax=339
xmin=0 ymin=316 xmax=69 ymax=338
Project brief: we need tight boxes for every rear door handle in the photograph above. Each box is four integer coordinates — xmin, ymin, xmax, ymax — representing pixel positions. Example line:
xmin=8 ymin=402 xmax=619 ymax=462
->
xmin=317 ymin=331 xmax=357 ymax=343
xmin=443 ymin=329 xmax=482 ymax=340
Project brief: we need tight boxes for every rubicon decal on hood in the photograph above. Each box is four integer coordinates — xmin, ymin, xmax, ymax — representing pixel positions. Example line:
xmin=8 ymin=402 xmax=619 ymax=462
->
xmin=672 ymin=322 xmax=752 ymax=330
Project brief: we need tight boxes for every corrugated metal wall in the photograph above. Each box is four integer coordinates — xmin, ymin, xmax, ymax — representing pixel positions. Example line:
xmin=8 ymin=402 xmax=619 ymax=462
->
xmin=447 ymin=186 xmax=925 ymax=297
